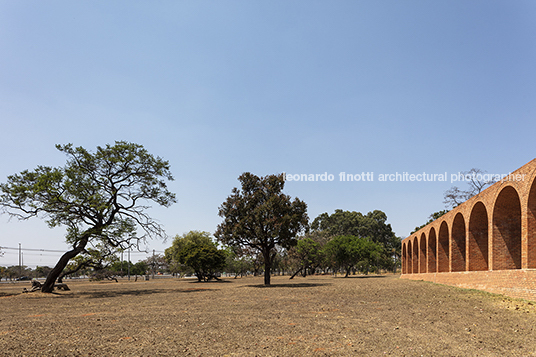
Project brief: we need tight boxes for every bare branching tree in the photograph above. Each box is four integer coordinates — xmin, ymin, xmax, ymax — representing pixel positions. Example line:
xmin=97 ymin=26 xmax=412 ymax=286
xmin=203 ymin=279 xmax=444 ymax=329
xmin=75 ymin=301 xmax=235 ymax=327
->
xmin=443 ymin=168 xmax=496 ymax=209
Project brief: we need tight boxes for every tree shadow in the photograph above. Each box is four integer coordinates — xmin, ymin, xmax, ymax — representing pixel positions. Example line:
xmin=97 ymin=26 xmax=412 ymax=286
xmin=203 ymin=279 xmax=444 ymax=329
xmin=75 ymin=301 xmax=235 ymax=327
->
xmin=58 ymin=287 xmax=217 ymax=299
xmin=187 ymin=279 xmax=233 ymax=284
xmin=0 ymin=292 xmax=19 ymax=298
xmin=244 ymin=282 xmax=332 ymax=288
xmin=334 ymin=275 xmax=388 ymax=279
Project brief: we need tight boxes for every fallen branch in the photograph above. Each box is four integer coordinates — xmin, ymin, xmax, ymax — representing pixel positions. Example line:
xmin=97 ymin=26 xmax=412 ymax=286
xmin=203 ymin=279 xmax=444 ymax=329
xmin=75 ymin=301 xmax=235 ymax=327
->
xmin=22 ymin=280 xmax=70 ymax=293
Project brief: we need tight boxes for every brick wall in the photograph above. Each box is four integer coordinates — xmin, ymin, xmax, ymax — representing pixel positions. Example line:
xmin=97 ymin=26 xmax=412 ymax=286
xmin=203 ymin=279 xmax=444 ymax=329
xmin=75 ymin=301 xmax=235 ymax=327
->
xmin=401 ymin=159 xmax=536 ymax=301
xmin=401 ymin=270 xmax=536 ymax=302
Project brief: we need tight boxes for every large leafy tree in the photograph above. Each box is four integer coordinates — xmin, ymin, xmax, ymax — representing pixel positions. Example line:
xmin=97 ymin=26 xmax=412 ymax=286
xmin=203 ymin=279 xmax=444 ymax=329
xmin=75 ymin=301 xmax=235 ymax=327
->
xmin=0 ymin=142 xmax=176 ymax=292
xmin=288 ymin=236 xmax=324 ymax=279
xmin=323 ymin=235 xmax=383 ymax=277
xmin=311 ymin=209 xmax=401 ymax=272
xmin=215 ymin=172 xmax=308 ymax=285
xmin=165 ymin=231 xmax=226 ymax=282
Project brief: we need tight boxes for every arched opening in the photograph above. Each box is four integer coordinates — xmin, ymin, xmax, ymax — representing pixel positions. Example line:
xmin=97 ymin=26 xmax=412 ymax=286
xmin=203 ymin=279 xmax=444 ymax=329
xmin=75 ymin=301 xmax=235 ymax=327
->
xmin=528 ymin=177 xmax=536 ymax=268
xmin=468 ymin=202 xmax=488 ymax=271
xmin=451 ymin=213 xmax=466 ymax=272
xmin=419 ymin=233 xmax=427 ymax=273
xmin=402 ymin=243 xmax=407 ymax=274
xmin=407 ymin=240 xmax=413 ymax=274
xmin=437 ymin=221 xmax=449 ymax=272
xmin=428 ymin=228 xmax=437 ymax=273
xmin=493 ymin=186 xmax=522 ymax=270
xmin=412 ymin=237 xmax=419 ymax=273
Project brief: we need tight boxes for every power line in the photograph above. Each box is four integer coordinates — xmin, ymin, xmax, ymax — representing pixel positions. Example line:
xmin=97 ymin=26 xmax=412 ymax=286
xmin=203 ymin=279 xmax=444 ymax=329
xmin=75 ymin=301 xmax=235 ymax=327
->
xmin=0 ymin=246 xmax=65 ymax=253
xmin=0 ymin=246 xmax=165 ymax=254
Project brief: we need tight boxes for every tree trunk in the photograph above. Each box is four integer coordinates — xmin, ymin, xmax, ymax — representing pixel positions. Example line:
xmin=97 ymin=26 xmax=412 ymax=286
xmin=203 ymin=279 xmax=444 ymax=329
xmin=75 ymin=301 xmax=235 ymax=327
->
xmin=41 ymin=236 xmax=89 ymax=293
xmin=263 ymin=251 xmax=272 ymax=285
xmin=289 ymin=267 xmax=303 ymax=280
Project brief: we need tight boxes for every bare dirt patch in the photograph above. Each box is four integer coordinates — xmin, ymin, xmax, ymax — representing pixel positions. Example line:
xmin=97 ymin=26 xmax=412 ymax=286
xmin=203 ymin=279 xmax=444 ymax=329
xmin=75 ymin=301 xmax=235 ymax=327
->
xmin=1 ymin=275 xmax=536 ymax=356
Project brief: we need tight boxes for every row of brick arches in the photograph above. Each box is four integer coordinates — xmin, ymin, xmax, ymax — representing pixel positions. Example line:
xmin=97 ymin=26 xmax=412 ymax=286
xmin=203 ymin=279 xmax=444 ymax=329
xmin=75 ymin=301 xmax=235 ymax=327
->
xmin=402 ymin=159 xmax=536 ymax=275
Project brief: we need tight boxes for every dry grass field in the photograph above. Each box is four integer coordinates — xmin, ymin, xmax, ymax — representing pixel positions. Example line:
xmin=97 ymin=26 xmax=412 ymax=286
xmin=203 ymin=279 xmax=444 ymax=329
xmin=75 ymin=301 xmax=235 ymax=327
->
xmin=1 ymin=274 xmax=536 ymax=356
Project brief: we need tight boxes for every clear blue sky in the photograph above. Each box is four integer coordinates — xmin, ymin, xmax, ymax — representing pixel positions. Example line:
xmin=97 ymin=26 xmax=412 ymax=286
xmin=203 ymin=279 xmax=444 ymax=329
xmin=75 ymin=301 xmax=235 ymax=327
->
xmin=1 ymin=1 xmax=536 ymax=267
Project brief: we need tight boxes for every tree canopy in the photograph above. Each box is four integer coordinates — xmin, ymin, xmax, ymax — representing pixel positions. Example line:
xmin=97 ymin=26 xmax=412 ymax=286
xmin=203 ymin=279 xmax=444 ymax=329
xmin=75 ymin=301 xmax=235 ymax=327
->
xmin=288 ymin=236 xmax=323 ymax=279
xmin=0 ymin=141 xmax=176 ymax=292
xmin=215 ymin=172 xmax=308 ymax=285
xmin=165 ymin=231 xmax=226 ymax=282
xmin=310 ymin=209 xmax=400 ymax=272
xmin=323 ymin=235 xmax=383 ymax=277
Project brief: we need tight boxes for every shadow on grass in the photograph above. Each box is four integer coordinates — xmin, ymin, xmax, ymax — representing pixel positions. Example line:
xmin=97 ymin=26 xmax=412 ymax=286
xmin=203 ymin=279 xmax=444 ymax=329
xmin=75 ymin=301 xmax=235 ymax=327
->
xmin=0 ymin=292 xmax=19 ymax=298
xmin=244 ymin=282 xmax=332 ymax=288
xmin=60 ymin=287 xmax=217 ymax=299
xmin=187 ymin=279 xmax=233 ymax=284
xmin=334 ymin=275 xmax=388 ymax=279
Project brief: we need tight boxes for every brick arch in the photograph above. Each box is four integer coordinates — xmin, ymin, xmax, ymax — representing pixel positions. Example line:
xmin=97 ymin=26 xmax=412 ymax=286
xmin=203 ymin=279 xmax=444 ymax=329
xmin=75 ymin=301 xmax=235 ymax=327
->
xmin=400 ymin=160 xmax=536 ymax=301
xmin=528 ymin=176 xmax=536 ymax=268
xmin=438 ymin=221 xmax=449 ymax=272
xmin=468 ymin=201 xmax=488 ymax=271
xmin=493 ymin=186 xmax=522 ymax=270
xmin=419 ymin=233 xmax=427 ymax=273
xmin=412 ymin=236 xmax=419 ymax=274
xmin=428 ymin=227 xmax=437 ymax=273
xmin=407 ymin=240 xmax=413 ymax=274
xmin=402 ymin=242 xmax=407 ymax=274
xmin=451 ymin=213 xmax=466 ymax=272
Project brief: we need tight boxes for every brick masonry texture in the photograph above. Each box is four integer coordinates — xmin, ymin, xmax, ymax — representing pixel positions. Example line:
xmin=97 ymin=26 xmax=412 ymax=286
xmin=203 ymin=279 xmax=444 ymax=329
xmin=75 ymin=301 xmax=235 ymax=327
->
xmin=401 ymin=159 xmax=536 ymax=301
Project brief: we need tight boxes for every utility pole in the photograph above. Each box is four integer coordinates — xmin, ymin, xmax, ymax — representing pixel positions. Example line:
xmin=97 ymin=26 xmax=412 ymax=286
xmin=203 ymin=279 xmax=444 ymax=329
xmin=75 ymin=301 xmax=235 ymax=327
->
xmin=18 ymin=243 xmax=21 ymax=279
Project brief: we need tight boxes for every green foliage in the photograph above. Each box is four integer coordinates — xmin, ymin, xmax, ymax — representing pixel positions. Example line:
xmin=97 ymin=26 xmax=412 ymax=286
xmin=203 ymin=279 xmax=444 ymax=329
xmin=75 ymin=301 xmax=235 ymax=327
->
xmin=224 ymin=247 xmax=253 ymax=278
xmin=323 ymin=235 xmax=383 ymax=277
xmin=35 ymin=266 xmax=52 ymax=278
xmin=0 ymin=141 xmax=176 ymax=292
xmin=311 ymin=209 xmax=401 ymax=272
xmin=110 ymin=260 xmax=131 ymax=275
xmin=215 ymin=172 xmax=308 ymax=285
xmin=295 ymin=237 xmax=322 ymax=268
xmin=59 ymin=244 xmax=120 ymax=282
xmin=132 ymin=261 xmax=148 ymax=277
xmin=166 ymin=231 xmax=226 ymax=281
xmin=287 ymin=235 xmax=325 ymax=277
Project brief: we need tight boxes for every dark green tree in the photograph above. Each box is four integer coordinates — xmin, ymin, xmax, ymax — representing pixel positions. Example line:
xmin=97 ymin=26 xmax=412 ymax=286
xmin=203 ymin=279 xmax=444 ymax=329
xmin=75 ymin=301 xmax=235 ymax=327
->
xmin=288 ymin=236 xmax=324 ymax=279
xmin=131 ymin=261 xmax=149 ymax=281
xmin=224 ymin=247 xmax=253 ymax=278
xmin=215 ymin=173 xmax=308 ymax=285
xmin=0 ymin=142 xmax=176 ymax=292
xmin=323 ymin=235 xmax=383 ymax=277
xmin=311 ymin=209 xmax=400 ymax=272
xmin=35 ymin=266 xmax=53 ymax=279
xmin=165 ymin=231 xmax=226 ymax=282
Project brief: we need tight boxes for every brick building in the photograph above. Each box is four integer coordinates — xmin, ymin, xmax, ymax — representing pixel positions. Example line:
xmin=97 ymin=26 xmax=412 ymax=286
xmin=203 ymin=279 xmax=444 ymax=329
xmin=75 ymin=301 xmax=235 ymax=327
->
xmin=401 ymin=159 xmax=536 ymax=301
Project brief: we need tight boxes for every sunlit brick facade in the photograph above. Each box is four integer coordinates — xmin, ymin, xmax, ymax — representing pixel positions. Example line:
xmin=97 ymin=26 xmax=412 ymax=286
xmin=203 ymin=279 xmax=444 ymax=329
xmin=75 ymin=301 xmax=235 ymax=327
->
xmin=401 ymin=159 xmax=536 ymax=301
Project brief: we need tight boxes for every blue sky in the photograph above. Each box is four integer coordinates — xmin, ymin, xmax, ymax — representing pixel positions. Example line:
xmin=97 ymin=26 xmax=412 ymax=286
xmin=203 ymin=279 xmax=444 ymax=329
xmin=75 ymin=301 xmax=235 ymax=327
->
xmin=1 ymin=1 xmax=536 ymax=267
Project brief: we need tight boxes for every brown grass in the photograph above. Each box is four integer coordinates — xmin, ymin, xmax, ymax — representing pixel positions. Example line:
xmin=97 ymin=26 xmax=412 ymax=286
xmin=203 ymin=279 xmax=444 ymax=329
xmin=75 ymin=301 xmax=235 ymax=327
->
xmin=1 ymin=274 xmax=536 ymax=356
